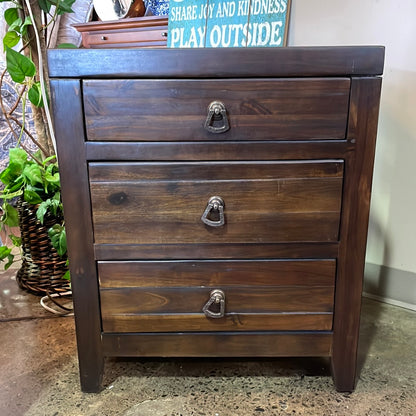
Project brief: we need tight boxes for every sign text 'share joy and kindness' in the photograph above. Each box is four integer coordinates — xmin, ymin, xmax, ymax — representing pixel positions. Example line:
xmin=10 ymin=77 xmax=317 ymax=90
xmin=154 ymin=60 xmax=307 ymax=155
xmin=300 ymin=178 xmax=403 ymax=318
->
xmin=168 ymin=0 xmax=290 ymax=48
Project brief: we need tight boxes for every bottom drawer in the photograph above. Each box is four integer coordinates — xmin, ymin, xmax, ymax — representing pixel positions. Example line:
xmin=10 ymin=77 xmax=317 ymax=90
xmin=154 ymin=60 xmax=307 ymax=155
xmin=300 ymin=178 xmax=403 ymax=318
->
xmin=99 ymin=259 xmax=336 ymax=332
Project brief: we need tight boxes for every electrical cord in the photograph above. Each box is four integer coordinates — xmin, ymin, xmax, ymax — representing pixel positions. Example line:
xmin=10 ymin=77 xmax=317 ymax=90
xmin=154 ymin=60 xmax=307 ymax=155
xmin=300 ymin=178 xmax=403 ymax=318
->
xmin=40 ymin=290 xmax=73 ymax=316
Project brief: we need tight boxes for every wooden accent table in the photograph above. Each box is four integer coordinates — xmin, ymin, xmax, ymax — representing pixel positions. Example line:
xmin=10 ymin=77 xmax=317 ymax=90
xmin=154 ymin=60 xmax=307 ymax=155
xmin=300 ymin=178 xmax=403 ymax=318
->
xmin=48 ymin=47 xmax=384 ymax=392
xmin=74 ymin=16 xmax=168 ymax=48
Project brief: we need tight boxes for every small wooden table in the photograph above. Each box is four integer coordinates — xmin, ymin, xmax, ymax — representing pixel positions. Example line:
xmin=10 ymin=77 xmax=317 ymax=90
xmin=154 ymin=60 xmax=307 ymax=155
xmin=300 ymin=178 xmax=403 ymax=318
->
xmin=48 ymin=46 xmax=384 ymax=393
xmin=74 ymin=16 xmax=168 ymax=48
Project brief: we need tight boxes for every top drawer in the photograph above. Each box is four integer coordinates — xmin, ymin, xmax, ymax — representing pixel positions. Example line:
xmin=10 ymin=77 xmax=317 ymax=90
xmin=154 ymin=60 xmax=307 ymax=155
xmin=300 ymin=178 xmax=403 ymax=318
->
xmin=83 ymin=78 xmax=350 ymax=142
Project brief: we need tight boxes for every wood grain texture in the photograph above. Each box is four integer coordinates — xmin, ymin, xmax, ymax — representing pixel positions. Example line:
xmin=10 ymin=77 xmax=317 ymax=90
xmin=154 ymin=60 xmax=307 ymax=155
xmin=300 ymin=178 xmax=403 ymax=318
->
xmin=89 ymin=161 xmax=343 ymax=244
xmin=89 ymin=161 xmax=344 ymax=181
xmin=101 ymin=313 xmax=333 ymax=332
xmin=98 ymin=259 xmax=336 ymax=288
xmin=102 ymin=332 xmax=333 ymax=357
xmin=100 ymin=286 xmax=334 ymax=314
xmin=81 ymin=31 xmax=167 ymax=49
xmin=85 ymin=140 xmax=353 ymax=162
xmin=100 ymin=259 xmax=335 ymax=332
xmin=94 ymin=242 xmax=340 ymax=261
xmin=331 ymin=77 xmax=382 ymax=392
xmin=50 ymin=80 xmax=103 ymax=393
xmin=47 ymin=46 xmax=385 ymax=79
xmin=83 ymin=79 xmax=350 ymax=141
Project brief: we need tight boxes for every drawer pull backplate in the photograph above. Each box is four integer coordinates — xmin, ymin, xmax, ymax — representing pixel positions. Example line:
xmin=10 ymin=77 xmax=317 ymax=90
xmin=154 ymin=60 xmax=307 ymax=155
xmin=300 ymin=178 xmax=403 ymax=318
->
xmin=201 ymin=196 xmax=225 ymax=227
xmin=204 ymin=101 xmax=230 ymax=134
xmin=202 ymin=289 xmax=226 ymax=319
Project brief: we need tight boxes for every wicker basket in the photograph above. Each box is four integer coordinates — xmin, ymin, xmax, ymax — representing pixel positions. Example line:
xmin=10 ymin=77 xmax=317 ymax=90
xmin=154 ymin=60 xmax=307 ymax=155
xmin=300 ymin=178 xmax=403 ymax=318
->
xmin=16 ymin=199 xmax=70 ymax=296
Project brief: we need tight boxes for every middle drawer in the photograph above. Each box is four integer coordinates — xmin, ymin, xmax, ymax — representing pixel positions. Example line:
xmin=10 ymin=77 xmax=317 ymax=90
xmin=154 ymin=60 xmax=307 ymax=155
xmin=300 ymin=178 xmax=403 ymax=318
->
xmin=89 ymin=160 xmax=344 ymax=245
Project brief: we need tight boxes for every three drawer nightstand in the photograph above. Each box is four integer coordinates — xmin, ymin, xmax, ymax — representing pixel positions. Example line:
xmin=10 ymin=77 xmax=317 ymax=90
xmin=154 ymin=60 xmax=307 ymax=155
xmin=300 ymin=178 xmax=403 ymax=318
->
xmin=48 ymin=46 xmax=384 ymax=392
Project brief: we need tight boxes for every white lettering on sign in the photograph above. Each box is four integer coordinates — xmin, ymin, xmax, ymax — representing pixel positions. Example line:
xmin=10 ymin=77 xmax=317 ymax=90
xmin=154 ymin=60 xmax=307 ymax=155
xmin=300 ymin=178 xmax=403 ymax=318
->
xmin=170 ymin=4 xmax=198 ymax=21
xmin=245 ymin=21 xmax=282 ymax=47
xmin=237 ymin=0 xmax=250 ymax=16
xmin=209 ymin=24 xmax=246 ymax=47
xmin=170 ymin=26 xmax=206 ymax=48
xmin=170 ymin=21 xmax=283 ymax=48
xmin=168 ymin=0 xmax=288 ymax=48
xmin=215 ymin=1 xmax=236 ymax=18
xmin=250 ymin=0 xmax=287 ymax=15
xmin=198 ymin=3 xmax=215 ymax=19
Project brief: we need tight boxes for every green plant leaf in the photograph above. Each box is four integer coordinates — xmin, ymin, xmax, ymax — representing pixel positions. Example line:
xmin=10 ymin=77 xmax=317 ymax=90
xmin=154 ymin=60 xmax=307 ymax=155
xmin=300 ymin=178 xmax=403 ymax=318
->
xmin=0 ymin=246 xmax=14 ymax=270
xmin=9 ymin=234 xmax=21 ymax=247
xmin=38 ymin=0 xmax=52 ymax=13
xmin=36 ymin=200 xmax=48 ymax=223
xmin=20 ymin=16 xmax=32 ymax=36
xmin=0 ymin=246 xmax=12 ymax=261
xmin=0 ymin=169 xmax=13 ymax=186
xmin=42 ymin=155 xmax=57 ymax=166
xmin=62 ymin=270 xmax=71 ymax=281
xmin=42 ymin=0 xmax=75 ymax=14
xmin=1 ymin=202 xmax=19 ymax=227
xmin=23 ymin=163 xmax=42 ymax=186
xmin=4 ymin=254 xmax=15 ymax=270
xmin=45 ymin=171 xmax=60 ymax=187
xmin=8 ymin=17 xmax=22 ymax=32
xmin=48 ymin=197 xmax=61 ymax=216
xmin=46 ymin=163 xmax=58 ymax=176
xmin=24 ymin=188 xmax=43 ymax=204
xmin=5 ymin=175 xmax=25 ymax=194
xmin=29 ymin=81 xmax=49 ymax=108
xmin=57 ymin=43 xmax=77 ymax=49
xmin=48 ymin=224 xmax=67 ymax=257
xmin=0 ymin=148 xmax=27 ymax=190
xmin=58 ymin=229 xmax=67 ymax=256
xmin=55 ymin=0 xmax=76 ymax=15
xmin=5 ymin=46 xmax=36 ymax=83
xmin=28 ymin=82 xmax=43 ymax=107
xmin=4 ymin=8 xmax=19 ymax=26
xmin=3 ymin=30 xmax=20 ymax=50
xmin=9 ymin=147 xmax=28 ymax=173
xmin=0 ymin=188 xmax=23 ymax=200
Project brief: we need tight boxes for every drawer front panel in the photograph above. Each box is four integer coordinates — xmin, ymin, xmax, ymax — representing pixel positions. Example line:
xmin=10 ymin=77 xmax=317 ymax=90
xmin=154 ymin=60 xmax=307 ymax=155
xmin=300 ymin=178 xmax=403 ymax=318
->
xmin=100 ymin=259 xmax=335 ymax=332
xmin=84 ymin=29 xmax=167 ymax=49
xmin=98 ymin=259 xmax=336 ymax=288
xmin=83 ymin=78 xmax=350 ymax=141
xmin=90 ymin=161 xmax=344 ymax=245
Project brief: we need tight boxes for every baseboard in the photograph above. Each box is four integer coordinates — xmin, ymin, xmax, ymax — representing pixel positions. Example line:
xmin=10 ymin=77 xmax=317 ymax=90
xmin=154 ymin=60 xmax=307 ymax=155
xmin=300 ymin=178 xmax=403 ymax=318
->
xmin=362 ymin=292 xmax=416 ymax=312
xmin=363 ymin=263 xmax=416 ymax=311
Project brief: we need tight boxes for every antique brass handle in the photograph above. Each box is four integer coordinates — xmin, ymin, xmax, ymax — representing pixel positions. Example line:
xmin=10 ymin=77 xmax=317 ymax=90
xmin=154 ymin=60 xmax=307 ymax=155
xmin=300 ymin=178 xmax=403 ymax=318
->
xmin=201 ymin=196 xmax=225 ymax=227
xmin=202 ymin=289 xmax=226 ymax=319
xmin=204 ymin=101 xmax=230 ymax=134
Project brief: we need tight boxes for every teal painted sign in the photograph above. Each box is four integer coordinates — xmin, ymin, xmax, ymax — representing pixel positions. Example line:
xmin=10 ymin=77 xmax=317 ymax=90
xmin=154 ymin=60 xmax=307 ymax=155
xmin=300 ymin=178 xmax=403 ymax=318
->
xmin=168 ymin=0 xmax=291 ymax=48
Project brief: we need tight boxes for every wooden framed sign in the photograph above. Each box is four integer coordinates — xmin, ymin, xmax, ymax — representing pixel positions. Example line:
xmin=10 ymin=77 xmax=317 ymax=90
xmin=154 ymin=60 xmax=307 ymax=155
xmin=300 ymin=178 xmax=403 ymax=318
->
xmin=168 ymin=0 xmax=291 ymax=48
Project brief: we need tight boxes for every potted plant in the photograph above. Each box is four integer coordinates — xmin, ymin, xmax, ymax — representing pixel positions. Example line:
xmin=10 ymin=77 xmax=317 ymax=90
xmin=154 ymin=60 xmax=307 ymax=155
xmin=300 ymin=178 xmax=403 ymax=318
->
xmin=0 ymin=0 xmax=74 ymax=296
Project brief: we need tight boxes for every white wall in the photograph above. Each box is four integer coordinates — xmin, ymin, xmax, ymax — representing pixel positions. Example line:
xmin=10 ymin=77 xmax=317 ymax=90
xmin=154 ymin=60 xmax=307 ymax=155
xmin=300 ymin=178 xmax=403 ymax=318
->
xmin=288 ymin=0 xmax=416 ymax=277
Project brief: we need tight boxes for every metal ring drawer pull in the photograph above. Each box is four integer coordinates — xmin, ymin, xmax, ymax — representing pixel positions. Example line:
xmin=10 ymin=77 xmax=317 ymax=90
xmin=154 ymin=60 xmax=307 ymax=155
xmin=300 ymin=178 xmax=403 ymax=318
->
xmin=201 ymin=196 xmax=225 ymax=227
xmin=202 ymin=289 xmax=226 ymax=319
xmin=204 ymin=101 xmax=230 ymax=134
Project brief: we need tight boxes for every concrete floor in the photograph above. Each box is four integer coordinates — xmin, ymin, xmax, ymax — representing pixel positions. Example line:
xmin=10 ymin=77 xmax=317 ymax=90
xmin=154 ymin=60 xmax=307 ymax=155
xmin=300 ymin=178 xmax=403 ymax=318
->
xmin=0 ymin=268 xmax=415 ymax=416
